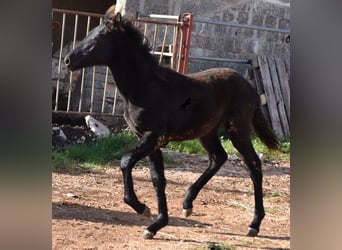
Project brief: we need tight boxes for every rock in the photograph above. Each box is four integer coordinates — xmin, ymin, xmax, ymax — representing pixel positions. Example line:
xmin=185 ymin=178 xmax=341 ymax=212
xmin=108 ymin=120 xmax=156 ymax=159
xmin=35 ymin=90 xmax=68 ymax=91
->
xmin=85 ymin=115 xmax=111 ymax=137
xmin=64 ymin=193 xmax=79 ymax=199
xmin=52 ymin=126 xmax=67 ymax=141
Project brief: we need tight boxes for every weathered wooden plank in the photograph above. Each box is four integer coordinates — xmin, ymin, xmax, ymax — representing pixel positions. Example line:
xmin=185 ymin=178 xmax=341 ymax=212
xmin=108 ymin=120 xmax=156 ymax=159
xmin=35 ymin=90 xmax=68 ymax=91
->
xmin=250 ymin=58 xmax=271 ymax=126
xmin=284 ymin=56 xmax=290 ymax=79
xmin=251 ymin=59 xmax=264 ymax=95
xmin=267 ymin=57 xmax=290 ymax=139
xmin=275 ymin=58 xmax=290 ymax=123
xmin=258 ymin=56 xmax=284 ymax=138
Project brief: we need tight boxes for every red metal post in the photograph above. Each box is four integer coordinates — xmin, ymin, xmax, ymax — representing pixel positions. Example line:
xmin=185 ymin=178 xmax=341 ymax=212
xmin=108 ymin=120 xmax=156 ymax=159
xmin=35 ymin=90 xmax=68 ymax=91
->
xmin=178 ymin=13 xmax=193 ymax=74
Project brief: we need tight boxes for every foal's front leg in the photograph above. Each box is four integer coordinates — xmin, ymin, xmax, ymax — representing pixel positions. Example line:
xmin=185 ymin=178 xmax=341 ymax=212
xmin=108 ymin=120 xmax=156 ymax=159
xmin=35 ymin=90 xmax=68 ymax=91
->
xmin=120 ymin=132 xmax=158 ymax=218
xmin=143 ymin=149 xmax=168 ymax=239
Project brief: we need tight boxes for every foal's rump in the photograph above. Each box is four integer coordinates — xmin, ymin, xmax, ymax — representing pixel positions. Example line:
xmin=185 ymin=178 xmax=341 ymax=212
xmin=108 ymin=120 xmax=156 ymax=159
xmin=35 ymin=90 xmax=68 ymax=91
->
xmin=187 ymin=67 xmax=257 ymax=102
xmin=187 ymin=67 xmax=279 ymax=150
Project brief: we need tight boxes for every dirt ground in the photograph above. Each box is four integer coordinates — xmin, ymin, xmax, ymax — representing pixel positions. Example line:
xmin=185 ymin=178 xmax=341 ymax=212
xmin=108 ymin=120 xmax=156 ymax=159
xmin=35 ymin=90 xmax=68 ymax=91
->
xmin=52 ymin=149 xmax=290 ymax=250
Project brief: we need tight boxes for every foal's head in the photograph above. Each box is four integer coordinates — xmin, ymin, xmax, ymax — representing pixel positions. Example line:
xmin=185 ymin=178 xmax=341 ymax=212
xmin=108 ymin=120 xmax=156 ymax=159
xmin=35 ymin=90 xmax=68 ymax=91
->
xmin=64 ymin=5 xmax=145 ymax=71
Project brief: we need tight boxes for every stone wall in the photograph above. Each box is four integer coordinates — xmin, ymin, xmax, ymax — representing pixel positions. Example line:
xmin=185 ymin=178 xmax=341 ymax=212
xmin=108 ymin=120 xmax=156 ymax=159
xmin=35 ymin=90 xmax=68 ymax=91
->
xmin=119 ymin=0 xmax=290 ymax=73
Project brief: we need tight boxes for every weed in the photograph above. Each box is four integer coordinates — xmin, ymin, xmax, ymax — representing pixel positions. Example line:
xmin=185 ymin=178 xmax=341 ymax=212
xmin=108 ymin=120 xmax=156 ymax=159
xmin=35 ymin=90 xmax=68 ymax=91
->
xmin=230 ymin=202 xmax=249 ymax=211
xmin=52 ymin=131 xmax=137 ymax=170
xmin=167 ymin=140 xmax=206 ymax=155
xmin=271 ymin=191 xmax=282 ymax=197
xmin=207 ymin=242 xmax=236 ymax=250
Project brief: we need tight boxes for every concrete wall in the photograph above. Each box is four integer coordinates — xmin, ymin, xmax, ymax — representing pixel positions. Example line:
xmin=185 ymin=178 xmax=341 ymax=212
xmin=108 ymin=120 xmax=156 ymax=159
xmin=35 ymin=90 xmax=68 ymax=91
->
xmin=119 ymin=0 xmax=290 ymax=73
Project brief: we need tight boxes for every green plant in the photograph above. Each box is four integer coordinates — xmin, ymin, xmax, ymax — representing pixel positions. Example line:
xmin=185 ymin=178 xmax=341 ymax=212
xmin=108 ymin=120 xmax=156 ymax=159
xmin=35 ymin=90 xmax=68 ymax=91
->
xmin=52 ymin=131 xmax=138 ymax=171
xmin=167 ymin=137 xmax=290 ymax=161
xmin=167 ymin=139 xmax=206 ymax=155
xmin=52 ymin=130 xmax=290 ymax=172
xmin=207 ymin=242 xmax=236 ymax=250
xmin=271 ymin=191 xmax=282 ymax=197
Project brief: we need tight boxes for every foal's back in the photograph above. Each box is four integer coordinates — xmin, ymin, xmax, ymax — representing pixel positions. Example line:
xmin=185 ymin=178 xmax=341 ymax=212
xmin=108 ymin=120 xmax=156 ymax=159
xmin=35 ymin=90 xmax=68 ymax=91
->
xmin=186 ymin=68 xmax=259 ymax=109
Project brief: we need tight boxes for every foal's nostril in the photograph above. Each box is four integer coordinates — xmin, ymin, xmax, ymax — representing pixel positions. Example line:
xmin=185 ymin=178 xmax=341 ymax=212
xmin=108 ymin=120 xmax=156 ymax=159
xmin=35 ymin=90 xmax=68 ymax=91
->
xmin=64 ymin=56 xmax=70 ymax=65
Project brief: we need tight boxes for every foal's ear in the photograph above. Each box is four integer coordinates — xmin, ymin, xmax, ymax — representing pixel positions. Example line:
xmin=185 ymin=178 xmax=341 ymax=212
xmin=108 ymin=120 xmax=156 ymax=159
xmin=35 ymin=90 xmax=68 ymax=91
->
xmin=114 ymin=12 xmax=122 ymax=23
xmin=113 ymin=12 xmax=125 ymax=31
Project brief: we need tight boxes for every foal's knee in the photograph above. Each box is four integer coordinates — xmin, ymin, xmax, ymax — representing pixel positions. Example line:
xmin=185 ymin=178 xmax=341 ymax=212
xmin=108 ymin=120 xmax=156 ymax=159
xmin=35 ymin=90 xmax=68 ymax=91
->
xmin=120 ymin=153 xmax=133 ymax=170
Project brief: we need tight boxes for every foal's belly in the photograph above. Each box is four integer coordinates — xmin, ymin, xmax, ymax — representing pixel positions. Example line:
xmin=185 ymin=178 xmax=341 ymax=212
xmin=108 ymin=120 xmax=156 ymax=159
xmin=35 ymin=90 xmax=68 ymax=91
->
xmin=165 ymin=115 xmax=221 ymax=142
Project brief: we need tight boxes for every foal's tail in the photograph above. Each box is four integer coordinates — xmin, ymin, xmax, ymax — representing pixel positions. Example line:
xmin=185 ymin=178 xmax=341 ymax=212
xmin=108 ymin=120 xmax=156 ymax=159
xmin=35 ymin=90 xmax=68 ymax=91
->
xmin=252 ymin=107 xmax=279 ymax=150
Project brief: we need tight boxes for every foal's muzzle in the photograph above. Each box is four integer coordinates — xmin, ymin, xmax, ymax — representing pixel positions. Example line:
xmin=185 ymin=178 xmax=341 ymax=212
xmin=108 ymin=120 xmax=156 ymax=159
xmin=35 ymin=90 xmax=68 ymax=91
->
xmin=64 ymin=55 xmax=70 ymax=66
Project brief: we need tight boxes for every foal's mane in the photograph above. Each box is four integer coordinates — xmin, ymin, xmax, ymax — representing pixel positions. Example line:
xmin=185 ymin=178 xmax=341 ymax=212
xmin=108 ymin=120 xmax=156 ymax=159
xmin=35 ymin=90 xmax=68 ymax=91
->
xmin=120 ymin=19 xmax=153 ymax=55
xmin=118 ymin=18 xmax=167 ymax=73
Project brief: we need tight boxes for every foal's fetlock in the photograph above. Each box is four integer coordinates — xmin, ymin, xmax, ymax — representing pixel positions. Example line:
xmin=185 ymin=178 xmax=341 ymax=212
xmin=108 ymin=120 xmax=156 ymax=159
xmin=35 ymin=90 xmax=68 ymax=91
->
xmin=123 ymin=197 xmax=147 ymax=215
xmin=143 ymin=214 xmax=168 ymax=239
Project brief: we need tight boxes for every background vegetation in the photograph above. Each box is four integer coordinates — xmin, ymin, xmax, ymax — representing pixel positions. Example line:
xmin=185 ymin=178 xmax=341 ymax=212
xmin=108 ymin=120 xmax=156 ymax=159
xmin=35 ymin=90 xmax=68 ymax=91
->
xmin=52 ymin=130 xmax=290 ymax=171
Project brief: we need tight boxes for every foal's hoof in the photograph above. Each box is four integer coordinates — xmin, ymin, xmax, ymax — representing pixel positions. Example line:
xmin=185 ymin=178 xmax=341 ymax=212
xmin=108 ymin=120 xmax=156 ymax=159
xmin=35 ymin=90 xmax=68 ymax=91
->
xmin=142 ymin=206 xmax=151 ymax=218
xmin=182 ymin=208 xmax=192 ymax=217
xmin=142 ymin=229 xmax=155 ymax=239
xmin=247 ymin=227 xmax=259 ymax=237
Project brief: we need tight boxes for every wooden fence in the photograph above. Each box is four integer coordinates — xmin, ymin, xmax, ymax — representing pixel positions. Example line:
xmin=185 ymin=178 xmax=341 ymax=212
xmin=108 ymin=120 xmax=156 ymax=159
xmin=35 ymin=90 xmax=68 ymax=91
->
xmin=250 ymin=56 xmax=290 ymax=140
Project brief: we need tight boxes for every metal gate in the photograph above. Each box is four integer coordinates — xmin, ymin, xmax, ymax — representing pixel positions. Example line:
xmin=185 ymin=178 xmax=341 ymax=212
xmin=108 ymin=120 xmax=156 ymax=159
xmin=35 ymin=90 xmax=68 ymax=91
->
xmin=52 ymin=9 xmax=192 ymax=117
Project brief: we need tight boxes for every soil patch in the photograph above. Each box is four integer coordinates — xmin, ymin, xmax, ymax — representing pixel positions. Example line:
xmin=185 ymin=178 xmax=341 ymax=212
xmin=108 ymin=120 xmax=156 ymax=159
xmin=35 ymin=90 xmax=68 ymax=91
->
xmin=52 ymin=149 xmax=290 ymax=249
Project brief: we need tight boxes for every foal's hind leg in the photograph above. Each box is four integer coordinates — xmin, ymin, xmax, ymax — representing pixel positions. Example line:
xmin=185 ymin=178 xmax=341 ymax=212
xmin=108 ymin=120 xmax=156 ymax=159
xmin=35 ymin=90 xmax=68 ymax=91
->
xmin=143 ymin=149 xmax=168 ymax=239
xmin=227 ymin=128 xmax=265 ymax=237
xmin=183 ymin=131 xmax=227 ymax=216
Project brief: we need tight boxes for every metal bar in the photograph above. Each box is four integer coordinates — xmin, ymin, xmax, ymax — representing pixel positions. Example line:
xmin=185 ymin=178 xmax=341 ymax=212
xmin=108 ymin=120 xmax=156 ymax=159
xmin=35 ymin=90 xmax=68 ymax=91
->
xmin=171 ymin=25 xmax=179 ymax=70
xmin=136 ymin=12 xmax=179 ymax=21
xmin=101 ymin=67 xmax=109 ymax=113
xmin=89 ymin=17 xmax=102 ymax=113
xmin=67 ymin=14 xmax=79 ymax=112
xmin=54 ymin=13 xmax=66 ymax=111
xmin=158 ymin=25 xmax=168 ymax=64
xmin=78 ymin=69 xmax=86 ymax=112
xmin=153 ymin=51 xmax=173 ymax=57
xmin=53 ymin=110 xmax=124 ymax=117
xmin=132 ymin=18 xmax=179 ymax=26
xmin=193 ymin=18 xmax=290 ymax=34
xmin=176 ymin=25 xmax=183 ymax=73
xmin=90 ymin=65 xmax=96 ymax=113
xmin=143 ymin=22 xmax=148 ymax=38
xmin=78 ymin=16 xmax=91 ymax=112
xmin=178 ymin=13 xmax=193 ymax=74
xmin=98 ymin=17 xmax=108 ymax=114
xmin=112 ymin=86 xmax=118 ymax=115
xmin=189 ymin=55 xmax=250 ymax=64
xmin=52 ymin=8 xmax=103 ymax=18
xmin=151 ymin=24 xmax=158 ymax=54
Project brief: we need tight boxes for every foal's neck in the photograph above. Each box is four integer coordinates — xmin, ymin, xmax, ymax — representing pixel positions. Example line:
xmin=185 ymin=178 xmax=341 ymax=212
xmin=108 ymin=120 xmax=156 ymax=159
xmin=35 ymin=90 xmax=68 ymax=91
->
xmin=108 ymin=46 xmax=157 ymax=100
